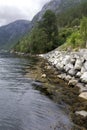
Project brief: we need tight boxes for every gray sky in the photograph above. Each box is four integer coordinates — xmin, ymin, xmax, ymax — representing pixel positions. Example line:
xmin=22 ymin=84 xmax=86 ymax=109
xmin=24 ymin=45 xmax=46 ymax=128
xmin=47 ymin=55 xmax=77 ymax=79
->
xmin=0 ymin=0 xmax=51 ymax=26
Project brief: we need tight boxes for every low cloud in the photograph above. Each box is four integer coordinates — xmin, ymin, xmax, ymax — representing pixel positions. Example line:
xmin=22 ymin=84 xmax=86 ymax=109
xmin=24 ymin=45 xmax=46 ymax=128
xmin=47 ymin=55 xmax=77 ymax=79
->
xmin=0 ymin=0 xmax=51 ymax=26
xmin=0 ymin=6 xmax=29 ymax=26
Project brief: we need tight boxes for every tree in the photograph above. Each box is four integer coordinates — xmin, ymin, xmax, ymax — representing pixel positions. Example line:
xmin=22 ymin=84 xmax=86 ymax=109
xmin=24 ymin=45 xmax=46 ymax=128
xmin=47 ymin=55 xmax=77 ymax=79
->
xmin=14 ymin=10 xmax=58 ymax=54
xmin=80 ymin=16 xmax=87 ymax=47
xmin=39 ymin=10 xmax=58 ymax=49
xmin=29 ymin=27 xmax=48 ymax=54
xmin=28 ymin=10 xmax=59 ymax=54
xmin=71 ymin=18 xmax=80 ymax=27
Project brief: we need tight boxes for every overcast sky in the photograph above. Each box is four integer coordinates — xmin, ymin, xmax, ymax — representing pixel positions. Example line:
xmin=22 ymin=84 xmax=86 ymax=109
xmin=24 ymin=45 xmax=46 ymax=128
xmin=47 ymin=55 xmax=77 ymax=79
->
xmin=0 ymin=0 xmax=51 ymax=26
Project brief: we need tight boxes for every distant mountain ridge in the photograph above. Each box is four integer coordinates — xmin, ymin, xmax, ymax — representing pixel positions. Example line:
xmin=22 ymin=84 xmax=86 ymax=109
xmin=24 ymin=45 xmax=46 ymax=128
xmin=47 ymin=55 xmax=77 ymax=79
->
xmin=0 ymin=20 xmax=30 ymax=50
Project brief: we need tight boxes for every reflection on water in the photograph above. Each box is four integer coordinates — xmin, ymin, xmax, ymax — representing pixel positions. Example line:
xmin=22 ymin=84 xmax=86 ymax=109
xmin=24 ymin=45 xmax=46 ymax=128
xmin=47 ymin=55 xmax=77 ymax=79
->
xmin=0 ymin=53 xmax=73 ymax=130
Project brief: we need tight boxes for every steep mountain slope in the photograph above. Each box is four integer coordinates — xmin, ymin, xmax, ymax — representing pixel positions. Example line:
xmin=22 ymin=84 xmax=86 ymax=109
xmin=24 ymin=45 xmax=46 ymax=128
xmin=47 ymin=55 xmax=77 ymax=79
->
xmin=0 ymin=20 xmax=30 ymax=50
xmin=31 ymin=0 xmax=86 ymax=26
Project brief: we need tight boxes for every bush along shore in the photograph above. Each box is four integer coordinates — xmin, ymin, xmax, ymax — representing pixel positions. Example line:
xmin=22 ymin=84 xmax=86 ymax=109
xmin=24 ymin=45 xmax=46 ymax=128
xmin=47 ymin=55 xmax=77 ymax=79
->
xmin=38 ymin=49 xmax=87 ymax=129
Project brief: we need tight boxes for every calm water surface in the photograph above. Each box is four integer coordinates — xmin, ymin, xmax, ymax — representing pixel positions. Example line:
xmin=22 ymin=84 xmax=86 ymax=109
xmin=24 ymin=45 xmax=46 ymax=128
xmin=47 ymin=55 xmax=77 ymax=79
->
xmin=0 ymin=53 xmax=73 ymax=130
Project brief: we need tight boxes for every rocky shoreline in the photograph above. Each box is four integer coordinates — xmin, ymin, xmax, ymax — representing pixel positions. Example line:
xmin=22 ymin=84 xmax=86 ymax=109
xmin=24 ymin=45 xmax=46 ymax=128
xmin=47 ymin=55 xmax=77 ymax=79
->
xmin=14 ymin=49 xmax=87 ymax=129
xmin=25 ymin=52 xmax=87 ymax=129
xmin=38 ymin=49 xmax=87 ymax=129
xmin=43 ymin=49 xmax=87 ymax=99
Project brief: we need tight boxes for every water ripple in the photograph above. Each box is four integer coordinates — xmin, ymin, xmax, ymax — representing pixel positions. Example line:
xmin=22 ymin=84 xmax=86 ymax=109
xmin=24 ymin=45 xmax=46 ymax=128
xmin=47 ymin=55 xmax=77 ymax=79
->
xmin=0 ymin=53 xmax=73 ymax=130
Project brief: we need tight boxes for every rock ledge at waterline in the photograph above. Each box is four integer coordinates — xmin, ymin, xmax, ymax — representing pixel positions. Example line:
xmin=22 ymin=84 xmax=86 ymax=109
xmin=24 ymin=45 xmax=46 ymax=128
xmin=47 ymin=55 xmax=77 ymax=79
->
xmin=40 ymin=49 xmax=87 ymax=100
xmin=40 ymin=49 xmax=87 ymax=118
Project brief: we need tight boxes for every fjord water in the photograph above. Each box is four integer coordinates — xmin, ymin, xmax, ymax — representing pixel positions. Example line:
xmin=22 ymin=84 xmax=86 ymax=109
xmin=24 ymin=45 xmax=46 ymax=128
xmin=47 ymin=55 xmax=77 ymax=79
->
xmin=0 ymin=53 xmax=72 ymax=130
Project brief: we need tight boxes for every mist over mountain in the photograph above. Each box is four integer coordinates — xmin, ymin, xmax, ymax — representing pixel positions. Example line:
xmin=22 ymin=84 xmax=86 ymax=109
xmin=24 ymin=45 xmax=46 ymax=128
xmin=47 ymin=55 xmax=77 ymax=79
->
xmin=0 ymin=0 xmax=87 ymax=50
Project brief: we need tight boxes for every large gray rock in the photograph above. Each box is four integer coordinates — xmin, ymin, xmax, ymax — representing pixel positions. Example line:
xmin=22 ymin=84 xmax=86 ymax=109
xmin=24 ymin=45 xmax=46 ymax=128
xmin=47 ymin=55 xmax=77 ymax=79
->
xmin=81 ymin=67 xmax=86 ymax=74
xmin=70 ymin=58 xmax=76 ymax=64
xmin=80 ymin=72 xmax=87 ymax=83
xmin=76 ymin=72 xmax=81 ymax=78
xmin=75 ymin=110 xmax=87 ymax=117
xmin=84 ymin=61 xmax=87 ymax=71
xmin=56 ymin=63 xmax=64 ymax=70
xmin=57 ymin=73 xmax=66 ymax=80
xmin=76 ymin=83 xmax=87 ymax=92
xmin=68 ymin=68 xmax=76 ymax=76
xmin=83 ymin=54 xmax=87 ymax=60
xmin=74 ymin=59 xmax=83 ymax=70
xmin=52 ymin=59 xmax=58 ymax=65
xmin=68 ymin=79 xmax=78 ymax=86
xmin=61 ymin=55 xmax=71 ymax=65
xmin=65 ymin=75 xmax=72 ymax=81
xmin=79 ymin=92 xmax=87 ymax=100
xmin=41 ymin=74 xmax=46 ymax=78
xmin=64 ymin=63 xmax=73 ymax=72
xmin=55 ymin=51 xmax=59 ymax=56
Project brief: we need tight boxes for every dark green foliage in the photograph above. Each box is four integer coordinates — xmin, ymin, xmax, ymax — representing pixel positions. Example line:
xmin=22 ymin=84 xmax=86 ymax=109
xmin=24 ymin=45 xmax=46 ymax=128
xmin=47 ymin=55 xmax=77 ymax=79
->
xmin=57 ymin=1 xmax=87 ymax=27
xmin=58 ymin=28 xmax=73 ymax=45
xmin=71 ymin=18 xmax=80 ymax=27
xmin=38 ymin=10 xmax=58 ymax=51
xmin=29 ymin=28 xmax=48 ymax=54
xmin=30 ymin=10 xmax=58 ymax=54
xmin=14 ymin=32 xmax=31 ymax=53
xmin=66 ymin=31 xmax=84 ymax=48
xmin=14 ymin=0 xmax=87 ymax=53
xmin=80 ymin=16 xmax=87 ymax=45
xmin=15 ymin=10 xmax=58 ymax=54
xmin=39 ymin=10 xmax=58 ymax=42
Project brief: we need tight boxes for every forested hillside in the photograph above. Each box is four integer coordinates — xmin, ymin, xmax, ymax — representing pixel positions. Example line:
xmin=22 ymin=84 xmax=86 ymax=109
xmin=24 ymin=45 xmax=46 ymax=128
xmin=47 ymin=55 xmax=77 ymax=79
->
xmin=14 ymin=0 xmax=87 ymax=54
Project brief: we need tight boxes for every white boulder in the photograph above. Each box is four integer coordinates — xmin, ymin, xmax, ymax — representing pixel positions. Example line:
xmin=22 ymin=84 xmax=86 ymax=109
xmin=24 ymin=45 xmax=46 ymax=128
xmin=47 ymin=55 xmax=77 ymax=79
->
xmin=80 ymin=72 xmax=87 ymax=83
xmin=81 ymin=67 xmax=86 ymax=74
xmin=76 ymin=72 xmax=82 ymax=78
xmin=68 ymin=68 xmax=76 ymax=76
xmin=75 ymin=110 xmax=87 ymax=117
xmin=65 ymin=75 xmax=72 ymax=81
xmin=74 ymin=59 xmax=83 ymax=70
xmin=64 ymin=63 xmax=73 ymax=72
xmin=79 ymin=92 xmax=87 ymax=100
xmin=61 ymin=55 xmax=71 ymax=65
xmin=76 ymin=83 xmax=87 ymax=92
xmin=68 ymin=79 xmax=78 ymax=86
xmin=84 ymin=61 xmax=87 ymax=71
